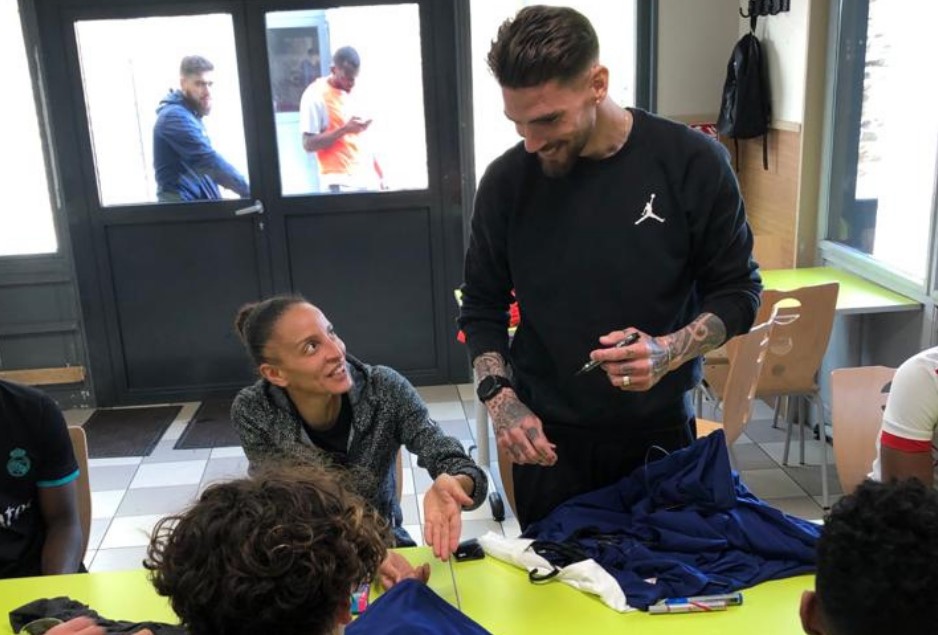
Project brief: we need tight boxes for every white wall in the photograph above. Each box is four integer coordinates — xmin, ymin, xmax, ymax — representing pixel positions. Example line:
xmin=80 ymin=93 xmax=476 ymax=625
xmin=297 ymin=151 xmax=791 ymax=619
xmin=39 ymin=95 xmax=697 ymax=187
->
xmin=657 ymin=1 xmax=810 ymax=125
xmin=741 ymin=0 xmax=809 ymax=125
xmin=656 ymin=0 xmax=739 ymax=119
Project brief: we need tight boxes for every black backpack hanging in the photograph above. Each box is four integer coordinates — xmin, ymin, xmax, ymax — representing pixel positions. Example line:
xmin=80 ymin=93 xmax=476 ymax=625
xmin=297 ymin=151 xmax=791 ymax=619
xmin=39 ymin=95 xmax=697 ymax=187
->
xmin=716 ymin=28 xmax=771 ymax=171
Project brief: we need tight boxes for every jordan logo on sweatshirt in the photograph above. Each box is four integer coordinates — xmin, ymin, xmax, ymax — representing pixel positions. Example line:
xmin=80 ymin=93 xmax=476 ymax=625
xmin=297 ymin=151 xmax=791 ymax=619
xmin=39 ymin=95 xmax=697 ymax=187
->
xmin=635 ymin=193 xmax=665 ymax=225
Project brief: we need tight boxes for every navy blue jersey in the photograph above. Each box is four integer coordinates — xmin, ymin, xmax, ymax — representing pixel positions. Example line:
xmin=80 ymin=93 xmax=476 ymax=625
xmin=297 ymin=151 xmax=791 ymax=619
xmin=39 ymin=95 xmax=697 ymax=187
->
xmin=523 ymin=430 xmax=820 ymax=609
xmin=0 ymin=380 xmax=78 ymax=578
xmin=349 ymin=579 xmax=491 ymax=634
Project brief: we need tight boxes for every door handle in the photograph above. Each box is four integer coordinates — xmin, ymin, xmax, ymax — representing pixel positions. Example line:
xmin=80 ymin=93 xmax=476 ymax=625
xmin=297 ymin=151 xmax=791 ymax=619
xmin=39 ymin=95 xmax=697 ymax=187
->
xmin=234 ymin=200 xmax=265 ymax=216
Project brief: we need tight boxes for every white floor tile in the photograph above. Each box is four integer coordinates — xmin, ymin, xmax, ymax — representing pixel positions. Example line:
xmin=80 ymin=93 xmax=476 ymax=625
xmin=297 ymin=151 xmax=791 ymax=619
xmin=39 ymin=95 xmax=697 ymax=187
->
xmin=460 ymin=501 xmax=496 ymax=521
xmin=99 ymin=514 xmax=166 ymax=549
xmin=88 ymin=518 xmax=111 ymax=551
xmin=415 ymin=385 xmax=461 ymax=403
xmin=762 ymin=496 xmax=825 ymax=522
xmin=460 ymin=519 xmax=503 ymax=540
xmin=760 ymin=439 xmax=834 ymax=467
xmin=400 ymin=494 xmax=421 ymax=525
xmin=89 ymin=546 xmax=150 ymax=572
xmin=117 ymin=484 xmax=199 ymax=517
xmin=500 ymin=518 xmax=522 ymax=538
xmin=129 ymin=460 xmax=207 ymax=489
xmin=403 ymin=524 xmax=425 ymax=547
xmin=738 ymin=468 xmax=805 ymax=499
xmin=160 ymin=420 xmax=190 ymax=443
xmin=427 ymin=401 xmax=469 ymax=421
xmin=400 ymin=468 xmax=415 ymax=496
xmin=456 ymin=383 xmax=476 ymax=403
xmin=88 ymin=457 xmax=142 ymax=468
xmin=200 ymin=457 xmax=249 ymax=487
xmin=158 ymin=402 xmax=201 ymax=442
xmin=91 ymin=489 xmax=126 ymax=519
xmin=89 ymin=465 xmax=139 ymax=492
xmin=210 ymin=446 xmax=246 ymax=459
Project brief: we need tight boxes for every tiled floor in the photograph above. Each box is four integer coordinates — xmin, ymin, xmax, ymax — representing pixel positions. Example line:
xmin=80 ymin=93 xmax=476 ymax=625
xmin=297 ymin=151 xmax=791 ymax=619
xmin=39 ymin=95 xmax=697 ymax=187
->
xmin=66 ymin=384 xmax=839 ymax=572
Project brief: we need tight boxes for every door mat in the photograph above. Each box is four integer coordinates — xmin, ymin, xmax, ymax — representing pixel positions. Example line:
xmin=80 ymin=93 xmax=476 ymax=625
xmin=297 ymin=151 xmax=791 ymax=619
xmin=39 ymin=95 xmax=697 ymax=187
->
xmin=83 ymin=405 xmax=182 ymax=458
xmin=174 ymin=398 xmax=241 ymax=450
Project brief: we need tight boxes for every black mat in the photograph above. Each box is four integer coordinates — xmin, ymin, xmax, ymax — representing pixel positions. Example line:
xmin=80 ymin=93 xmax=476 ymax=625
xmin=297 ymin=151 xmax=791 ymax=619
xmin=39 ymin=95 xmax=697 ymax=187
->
xmin=83 ymin=405 xmax=182 ymax=458
xmin=174 ymin=398 xmax=241 ymax=450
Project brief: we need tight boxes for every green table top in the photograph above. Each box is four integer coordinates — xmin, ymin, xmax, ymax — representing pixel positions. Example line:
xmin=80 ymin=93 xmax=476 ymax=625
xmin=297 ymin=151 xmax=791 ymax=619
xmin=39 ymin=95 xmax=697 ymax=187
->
xmin=761 ymin=266 xmax=919 ymax=315
xmin=452 ymin=555 xmax=813 ymax=635
xmin=0 ymin=548 xmax=453 ymax=635
xmin=0 ymin=548 xmax=811 ymax=635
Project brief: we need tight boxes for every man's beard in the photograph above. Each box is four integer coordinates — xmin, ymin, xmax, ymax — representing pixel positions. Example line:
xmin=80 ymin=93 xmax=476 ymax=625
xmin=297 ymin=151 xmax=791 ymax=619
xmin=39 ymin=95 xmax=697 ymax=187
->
xmin=537 ymin=129 xmax=590 ymax=178
xmin=182 ymin=93 xmax=210 ymax=117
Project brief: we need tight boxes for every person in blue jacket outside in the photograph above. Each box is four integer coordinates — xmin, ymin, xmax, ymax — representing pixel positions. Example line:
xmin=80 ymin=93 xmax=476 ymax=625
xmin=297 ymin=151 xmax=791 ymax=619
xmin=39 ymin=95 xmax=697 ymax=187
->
xmin=153 ymin=55 xmax=250 ymax=202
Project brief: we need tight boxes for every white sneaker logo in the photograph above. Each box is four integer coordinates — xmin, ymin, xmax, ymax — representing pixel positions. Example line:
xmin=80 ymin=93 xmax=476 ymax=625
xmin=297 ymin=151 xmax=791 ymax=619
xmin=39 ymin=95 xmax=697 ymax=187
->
xmin=634 ymin=193 xmax=665 ymax=225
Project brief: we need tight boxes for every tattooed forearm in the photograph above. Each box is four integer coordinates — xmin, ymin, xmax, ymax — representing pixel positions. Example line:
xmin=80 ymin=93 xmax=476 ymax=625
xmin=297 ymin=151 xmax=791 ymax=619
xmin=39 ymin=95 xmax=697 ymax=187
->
xmin=473 ymin=352 xmax=508 ymax=380
xmin=660 ymin=313 xmax=727 ymax=371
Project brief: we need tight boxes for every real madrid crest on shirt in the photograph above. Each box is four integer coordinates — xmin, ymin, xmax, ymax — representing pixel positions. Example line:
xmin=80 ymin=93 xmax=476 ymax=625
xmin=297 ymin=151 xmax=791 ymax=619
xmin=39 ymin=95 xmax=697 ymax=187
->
xmin=7 ymin=449 xmax=31 ymax=478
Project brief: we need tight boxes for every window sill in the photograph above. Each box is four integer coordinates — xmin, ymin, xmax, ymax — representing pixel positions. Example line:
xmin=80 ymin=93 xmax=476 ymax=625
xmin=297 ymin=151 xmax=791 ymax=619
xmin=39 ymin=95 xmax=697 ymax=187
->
xmin=818 ymin=240 xmax=928 ymax=303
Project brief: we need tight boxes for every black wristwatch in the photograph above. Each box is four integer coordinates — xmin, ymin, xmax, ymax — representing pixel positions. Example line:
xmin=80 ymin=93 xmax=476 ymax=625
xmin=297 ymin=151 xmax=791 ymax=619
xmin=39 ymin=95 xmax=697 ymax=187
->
xmin=476 ymin=375 xmax=512 ymax=403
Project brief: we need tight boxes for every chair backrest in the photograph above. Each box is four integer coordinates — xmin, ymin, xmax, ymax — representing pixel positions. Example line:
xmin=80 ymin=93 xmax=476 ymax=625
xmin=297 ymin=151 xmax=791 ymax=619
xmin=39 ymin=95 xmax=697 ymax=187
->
xmin=754 ymin=282 xmax=839 ymax=396
xmin=831 ymin=366 xmax=895 ymax=494
xmin=718 ymin=318 xmax=775 ymax=444
xmin=67 ymin=426 xmax=92 ymax=556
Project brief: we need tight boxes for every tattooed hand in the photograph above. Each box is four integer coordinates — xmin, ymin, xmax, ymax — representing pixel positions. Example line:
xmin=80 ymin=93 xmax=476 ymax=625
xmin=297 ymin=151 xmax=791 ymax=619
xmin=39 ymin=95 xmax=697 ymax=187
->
xmin=473 ymin=352 xmax=557 ymax=466
xmin=592 ymin=313 xmax=727 ymax=392
xmin=487 ymin=388 xmax=557 ymax=466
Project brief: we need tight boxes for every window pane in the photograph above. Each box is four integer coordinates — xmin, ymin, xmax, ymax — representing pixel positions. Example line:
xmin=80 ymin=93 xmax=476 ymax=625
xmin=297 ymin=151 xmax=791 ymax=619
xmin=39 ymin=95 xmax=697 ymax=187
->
xmin=0 ymin=2 xmax=57 ymax=256
xmin=829 ymin=0 xmax=938 ymax=281
xmin=266 ymin=5 xmax=428 ymax=196
xmin=75 ymin=15 xmax=250 ymax=206
xmin=469 ymin=1 xmax=637 ymax=182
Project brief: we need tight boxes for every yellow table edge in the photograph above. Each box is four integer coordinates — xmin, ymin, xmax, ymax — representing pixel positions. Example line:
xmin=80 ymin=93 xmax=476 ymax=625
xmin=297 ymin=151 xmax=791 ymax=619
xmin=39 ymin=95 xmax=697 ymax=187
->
xmin=761 ymin=266 xmax=919 ymax=315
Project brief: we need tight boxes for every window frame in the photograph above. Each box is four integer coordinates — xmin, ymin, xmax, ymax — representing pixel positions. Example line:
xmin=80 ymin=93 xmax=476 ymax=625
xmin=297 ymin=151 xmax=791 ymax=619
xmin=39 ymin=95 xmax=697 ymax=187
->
xmin=817 ymin=0 xmax=938 ymax=302
xmin=0 ymin=0 xmax=66 ymax=270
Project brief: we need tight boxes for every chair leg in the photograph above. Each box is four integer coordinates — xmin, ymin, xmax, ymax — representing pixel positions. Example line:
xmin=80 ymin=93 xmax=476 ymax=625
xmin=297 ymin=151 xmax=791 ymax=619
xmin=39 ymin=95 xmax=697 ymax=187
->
xmin=798 ymin=395 xmax=806 ymax=465
xmin=772 ymin=396 xmax=782 ymax=429
xmin=815 ymin=394 xmax=830 ymax=509
xmin=782 ymin=397 xmax=794 ymax=466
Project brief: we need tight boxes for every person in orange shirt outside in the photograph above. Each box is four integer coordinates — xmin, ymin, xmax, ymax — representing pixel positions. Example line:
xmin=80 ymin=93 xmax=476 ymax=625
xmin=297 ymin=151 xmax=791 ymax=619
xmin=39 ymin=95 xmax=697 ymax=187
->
xmin=299 ymin=46 xmax=384 ymax=193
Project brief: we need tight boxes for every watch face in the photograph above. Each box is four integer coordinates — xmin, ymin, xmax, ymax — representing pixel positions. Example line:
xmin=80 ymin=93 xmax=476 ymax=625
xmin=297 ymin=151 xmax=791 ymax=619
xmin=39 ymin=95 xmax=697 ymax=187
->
xmin=478 ymin=376 xmax=509 ymax=402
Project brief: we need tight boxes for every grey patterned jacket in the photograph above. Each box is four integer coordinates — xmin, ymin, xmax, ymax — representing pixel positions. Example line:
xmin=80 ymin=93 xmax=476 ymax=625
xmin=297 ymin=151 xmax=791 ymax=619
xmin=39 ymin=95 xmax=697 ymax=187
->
xmin=230 ymin=355 xmax=487 ymax=526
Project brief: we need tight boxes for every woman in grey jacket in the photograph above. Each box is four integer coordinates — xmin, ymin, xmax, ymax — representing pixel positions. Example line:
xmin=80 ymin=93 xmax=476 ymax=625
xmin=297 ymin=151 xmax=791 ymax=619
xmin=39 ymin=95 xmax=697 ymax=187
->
xmin=230 ymin=296 xmax=487 ymax=575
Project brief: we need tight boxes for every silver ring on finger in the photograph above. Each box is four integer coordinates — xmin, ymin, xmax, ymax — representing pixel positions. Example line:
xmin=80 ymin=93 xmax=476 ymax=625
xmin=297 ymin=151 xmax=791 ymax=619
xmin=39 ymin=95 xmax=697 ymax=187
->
xmin=620 ymin=375 xmax=631 ymax=390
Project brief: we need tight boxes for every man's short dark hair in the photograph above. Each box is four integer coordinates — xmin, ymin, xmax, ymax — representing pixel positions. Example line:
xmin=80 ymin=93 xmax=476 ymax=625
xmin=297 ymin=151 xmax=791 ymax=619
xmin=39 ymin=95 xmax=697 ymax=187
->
xmin=333 ymin=46 xmax=361 ymax=69
xmin=145 ymin=465 xmax=389 ymax=635
xmin=487 ymin=5 xmax=599 ymax=89
xmin=816 ymin=479 xmax=938 ymax=635
xmin=180 ymin=55 xmax=214 ymax=77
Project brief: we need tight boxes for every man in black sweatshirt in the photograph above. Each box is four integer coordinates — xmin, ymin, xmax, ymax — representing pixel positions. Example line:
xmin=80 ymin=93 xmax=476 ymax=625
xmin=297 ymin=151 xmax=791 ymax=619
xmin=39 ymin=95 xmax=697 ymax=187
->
xmin=458 ymin=6 xmax=762 ymax=528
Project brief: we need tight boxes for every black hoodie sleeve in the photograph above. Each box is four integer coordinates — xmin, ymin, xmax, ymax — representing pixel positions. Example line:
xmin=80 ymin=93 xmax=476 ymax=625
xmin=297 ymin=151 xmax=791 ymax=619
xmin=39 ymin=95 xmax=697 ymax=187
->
xmin=685 ymin=139 xmax=762 ymax=338
xmin=457 ymin=156 xmax=517 ymax=364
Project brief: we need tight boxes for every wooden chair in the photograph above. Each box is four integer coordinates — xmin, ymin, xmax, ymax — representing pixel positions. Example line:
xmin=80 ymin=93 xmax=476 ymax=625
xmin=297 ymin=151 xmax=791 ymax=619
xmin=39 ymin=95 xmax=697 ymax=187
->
xmin=67 ymin=426 xmax=92 ymax=557
xmin=696 ymin=234 xmax=789 ymax=415
xmin=696 ymin=318 xmax=775 ymax=452
xmin=754 ymin=282 xmax=839 ymax=507
xmin=831 ymin=366 xmax=895 ymax=495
